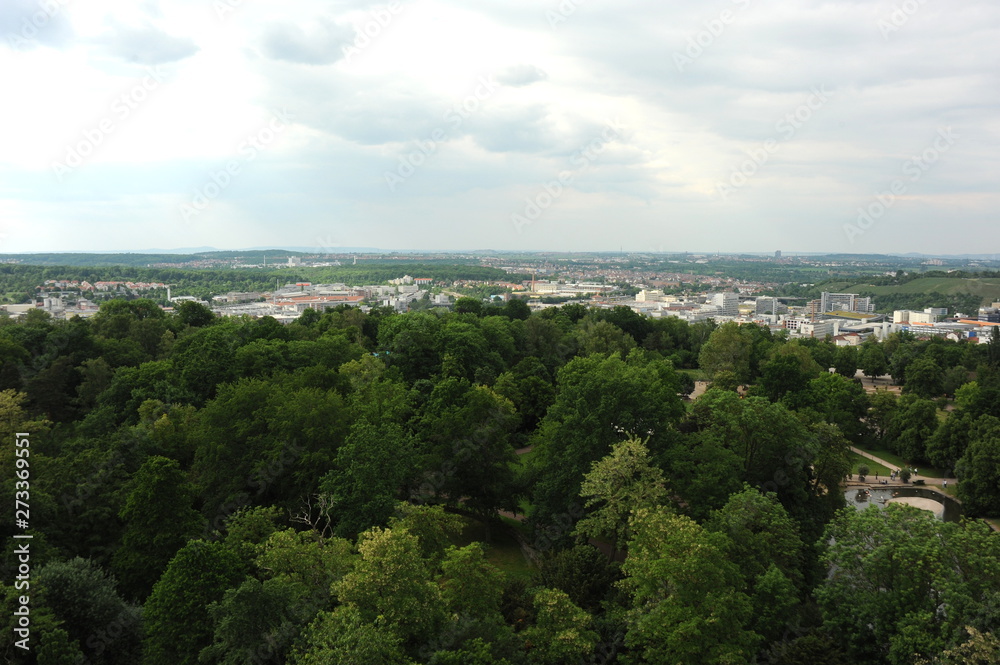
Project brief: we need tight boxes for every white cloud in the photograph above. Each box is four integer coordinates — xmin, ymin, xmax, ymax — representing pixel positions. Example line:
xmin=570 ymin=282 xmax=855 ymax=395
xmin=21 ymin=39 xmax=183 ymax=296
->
xmin=0 ymin=0 xmax=998 ymax=254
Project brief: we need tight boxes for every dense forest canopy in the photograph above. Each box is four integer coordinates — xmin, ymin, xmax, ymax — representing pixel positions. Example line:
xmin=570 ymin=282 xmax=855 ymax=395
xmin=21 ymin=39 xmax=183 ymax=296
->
xmin=1 ymin=299 xmax=999 ymax=664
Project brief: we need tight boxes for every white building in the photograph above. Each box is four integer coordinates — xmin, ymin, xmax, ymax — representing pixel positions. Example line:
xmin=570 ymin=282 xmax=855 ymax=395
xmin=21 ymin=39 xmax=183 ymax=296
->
xmin=708 ymin=292 xmax=739 ymax=317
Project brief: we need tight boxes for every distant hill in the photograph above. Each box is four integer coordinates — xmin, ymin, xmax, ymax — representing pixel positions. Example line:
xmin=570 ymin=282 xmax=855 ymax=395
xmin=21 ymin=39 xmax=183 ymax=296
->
xmin=841 ymin=277 xmax=1000 ymax=300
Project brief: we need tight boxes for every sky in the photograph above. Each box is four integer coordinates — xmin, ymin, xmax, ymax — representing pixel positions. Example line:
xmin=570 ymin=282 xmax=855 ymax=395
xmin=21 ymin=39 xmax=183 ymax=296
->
xmin=0 ymin=0 xmax=998 ymax=255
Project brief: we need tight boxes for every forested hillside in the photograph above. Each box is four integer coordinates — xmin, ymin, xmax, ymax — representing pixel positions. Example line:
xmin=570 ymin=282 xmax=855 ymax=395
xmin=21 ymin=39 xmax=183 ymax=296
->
xmin=2 ymin=301 xmax=999 ymax=664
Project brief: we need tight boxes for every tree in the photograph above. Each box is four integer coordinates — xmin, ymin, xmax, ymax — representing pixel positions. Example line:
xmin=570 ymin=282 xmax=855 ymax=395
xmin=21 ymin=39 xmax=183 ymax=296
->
xmin=574 ymin=319 xmax=636 ymax=358
xmin=707 ymin=487 xmax=804 ymax=643
xmin=796 ymin=372 xmax=870 ymax=443
xmin=174 ymin=300 xmax=215 ymax=328
xmin=905 ymin=357 xmax=945 ymax=399
xmin=574 ymin=437 xmax=668 ymax=559
xmin=757 ymin=353 xmax=813 ymax=402
xmin=867 ymin=389 xmax=898 ymax=443
xmin=454 ymin=297 xmax=483 ymax=316
xmin=437 ymin=543 xmax=515 ymax=656
xmin=698 ymin=321 xmax=753 ymax=384
xmin=200 ymin=577 xmax=305 ymax=665
xmin=705 ymin=486 xmax=804 ymax=590
xmin=529 ymin=353 xmax=683 ymax=527
xmin=955 ymin=416 xmax=1000 ymax=516
xmin=493 ymin=357 xmax=556 ymax=433
xmin=833 ymin=345 xmax=859 ymax=379
xmin=414 ymin=380 xmax=519 ymax=530
xmin=290 ymin=605 xmax=412 ymax=665
xmin=660 ymin=432 xmax=744 ymax=522
xmin=142 ymin=541 xmax=244 ymax=665
xmin=817 ymin=505 xmax=1000 ymax=665
xmin=36 ymin=558 xmax=141 ymax=665
xmin=332 ymin=526 xmax=444 ymax=646
xmin=861 ymin=343 xmax=889 ymax=382
xmin=521 ymin=588 xmax=597 ymax=665
xmin=112 ymin=456 xmax=203 ymax=601
xmin=533 ymin=545 xmax=621 ymax=612
xmin=620 ymin=508 xmax=759 ymax=664
xmin=321 ymin=420 xmax=415 ymax=539
xmin=926 ymin=409 xmax=973 ymax=474
xmin=886 ymin=394 xmax=939 ymax=463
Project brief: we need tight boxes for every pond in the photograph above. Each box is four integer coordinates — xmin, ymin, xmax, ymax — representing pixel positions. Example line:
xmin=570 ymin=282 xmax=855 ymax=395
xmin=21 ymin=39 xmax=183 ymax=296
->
xmin=844 ymin=486 xmax=963 ymax=523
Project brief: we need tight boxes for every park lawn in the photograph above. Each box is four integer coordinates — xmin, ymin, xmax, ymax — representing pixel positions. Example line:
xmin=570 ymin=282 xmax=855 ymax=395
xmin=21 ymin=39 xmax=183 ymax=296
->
xmin=677 ymin=368 xmax=707 ymax=381
xmin=856 ymin=445 xmax=946 ymax=478
xmin=848 ymin=452 xmax=892 ymax=477
xmin=451 ymin=516 xmax=535 ymax=581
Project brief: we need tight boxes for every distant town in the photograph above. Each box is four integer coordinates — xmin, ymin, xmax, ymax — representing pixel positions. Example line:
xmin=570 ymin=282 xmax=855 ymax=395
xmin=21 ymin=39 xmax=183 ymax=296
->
xmin=3 ymin=251 xmax=999 ymax=346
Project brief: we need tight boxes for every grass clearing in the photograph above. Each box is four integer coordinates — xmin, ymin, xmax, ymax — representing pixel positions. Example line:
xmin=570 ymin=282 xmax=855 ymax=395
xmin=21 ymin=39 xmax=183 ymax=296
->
xmin=452 ymin=516 xmax=535 ymax=581
xmin=848 ymin=452 xmax=891 ymax=477
xmin=856 ymin=446 xmax=946 ymax=478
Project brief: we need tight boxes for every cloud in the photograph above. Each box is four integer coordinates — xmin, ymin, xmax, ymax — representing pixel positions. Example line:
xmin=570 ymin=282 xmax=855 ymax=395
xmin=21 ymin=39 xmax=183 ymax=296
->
xmin=100 ymin=23 xmax=199 ymax=64
xmin=496 ymin=64 xmax=548 ymax=87
xmin=0 ymin=0 xmax=74 ymax=50
xmin=261 ymin=16 xmax=354 ymax=65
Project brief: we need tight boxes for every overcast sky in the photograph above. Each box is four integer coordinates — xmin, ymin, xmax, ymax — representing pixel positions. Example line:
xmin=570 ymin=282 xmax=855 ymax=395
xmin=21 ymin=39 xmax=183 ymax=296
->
xmin=1 ymin=0 xmax=998 ymax=255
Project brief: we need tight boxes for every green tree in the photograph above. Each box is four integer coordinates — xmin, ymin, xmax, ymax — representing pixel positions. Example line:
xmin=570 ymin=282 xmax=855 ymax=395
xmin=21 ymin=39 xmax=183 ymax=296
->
xmin=574 ymin=437 xmax=668 ymax=559
xmin=905 ymin=357 xmax=945 ymax=398
xmin=833 ymin=346 xmax=859 ymax=379
xmin=290 ymin=605 xmax=412 ymax=665
xmin=620 ymin=508 xmax=759 ymax=664
xmin=817 ymin=505 xmax=1000 ymax=665
xmin=332 ymin=526 xmax=444 ymax=646
xmin=173 ymin=300 xmax=215 ymax=327
xmin=886 ymin=394 xmax=939 ymax=463
xmin=796 ymin=372 xmax=870 ymax=443
xmin=36 ymin=558 xmax=141 ymax=665
xmin=705 ymin=486 xmax=804 ymax=590
xmin=521 ymin=588 xmax=597 ymax=665
xmin=955 ymin=416 xmax=1000 ymax=516
xmin=454 ymin=297 xmax=484 ymax=316
xmin=926 ymin=409 xmax=973 ymax=474
xmin=142 ymin=541 xmax=244 ymax=665
xmin=112 ymin=456 xmax=203 ymax=600
xmin=698 ymin=321 xmax=753 ymax=384
xmin=529 ymin=353 xmax=683 ymax=527
xmin=321 ymin=420 xmax=415 ymax=539
xmin=574 ymin=319 xmax=636 ymax=358
xmin=200 ymin=577 xmax=305 ymax=665
xmin=860 ymin=343 xmax=889 ymax=382
xmin=415 ymin=380 xmax=518 ymax=530
xmin=833 ymin=345 xmax=858 ymax=378
xmin=533 ymin=545 xmax=621 ymax=612
xmin=493 ymin=357 xmax=556 ymax=433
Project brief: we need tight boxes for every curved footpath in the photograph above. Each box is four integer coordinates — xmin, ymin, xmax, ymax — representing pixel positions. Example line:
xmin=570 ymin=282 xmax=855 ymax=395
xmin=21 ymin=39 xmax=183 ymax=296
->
xmin=848 ymin=446 xmax=957 ymax=488
xmin=846 ymin=446 xmax=1000 ymax=532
